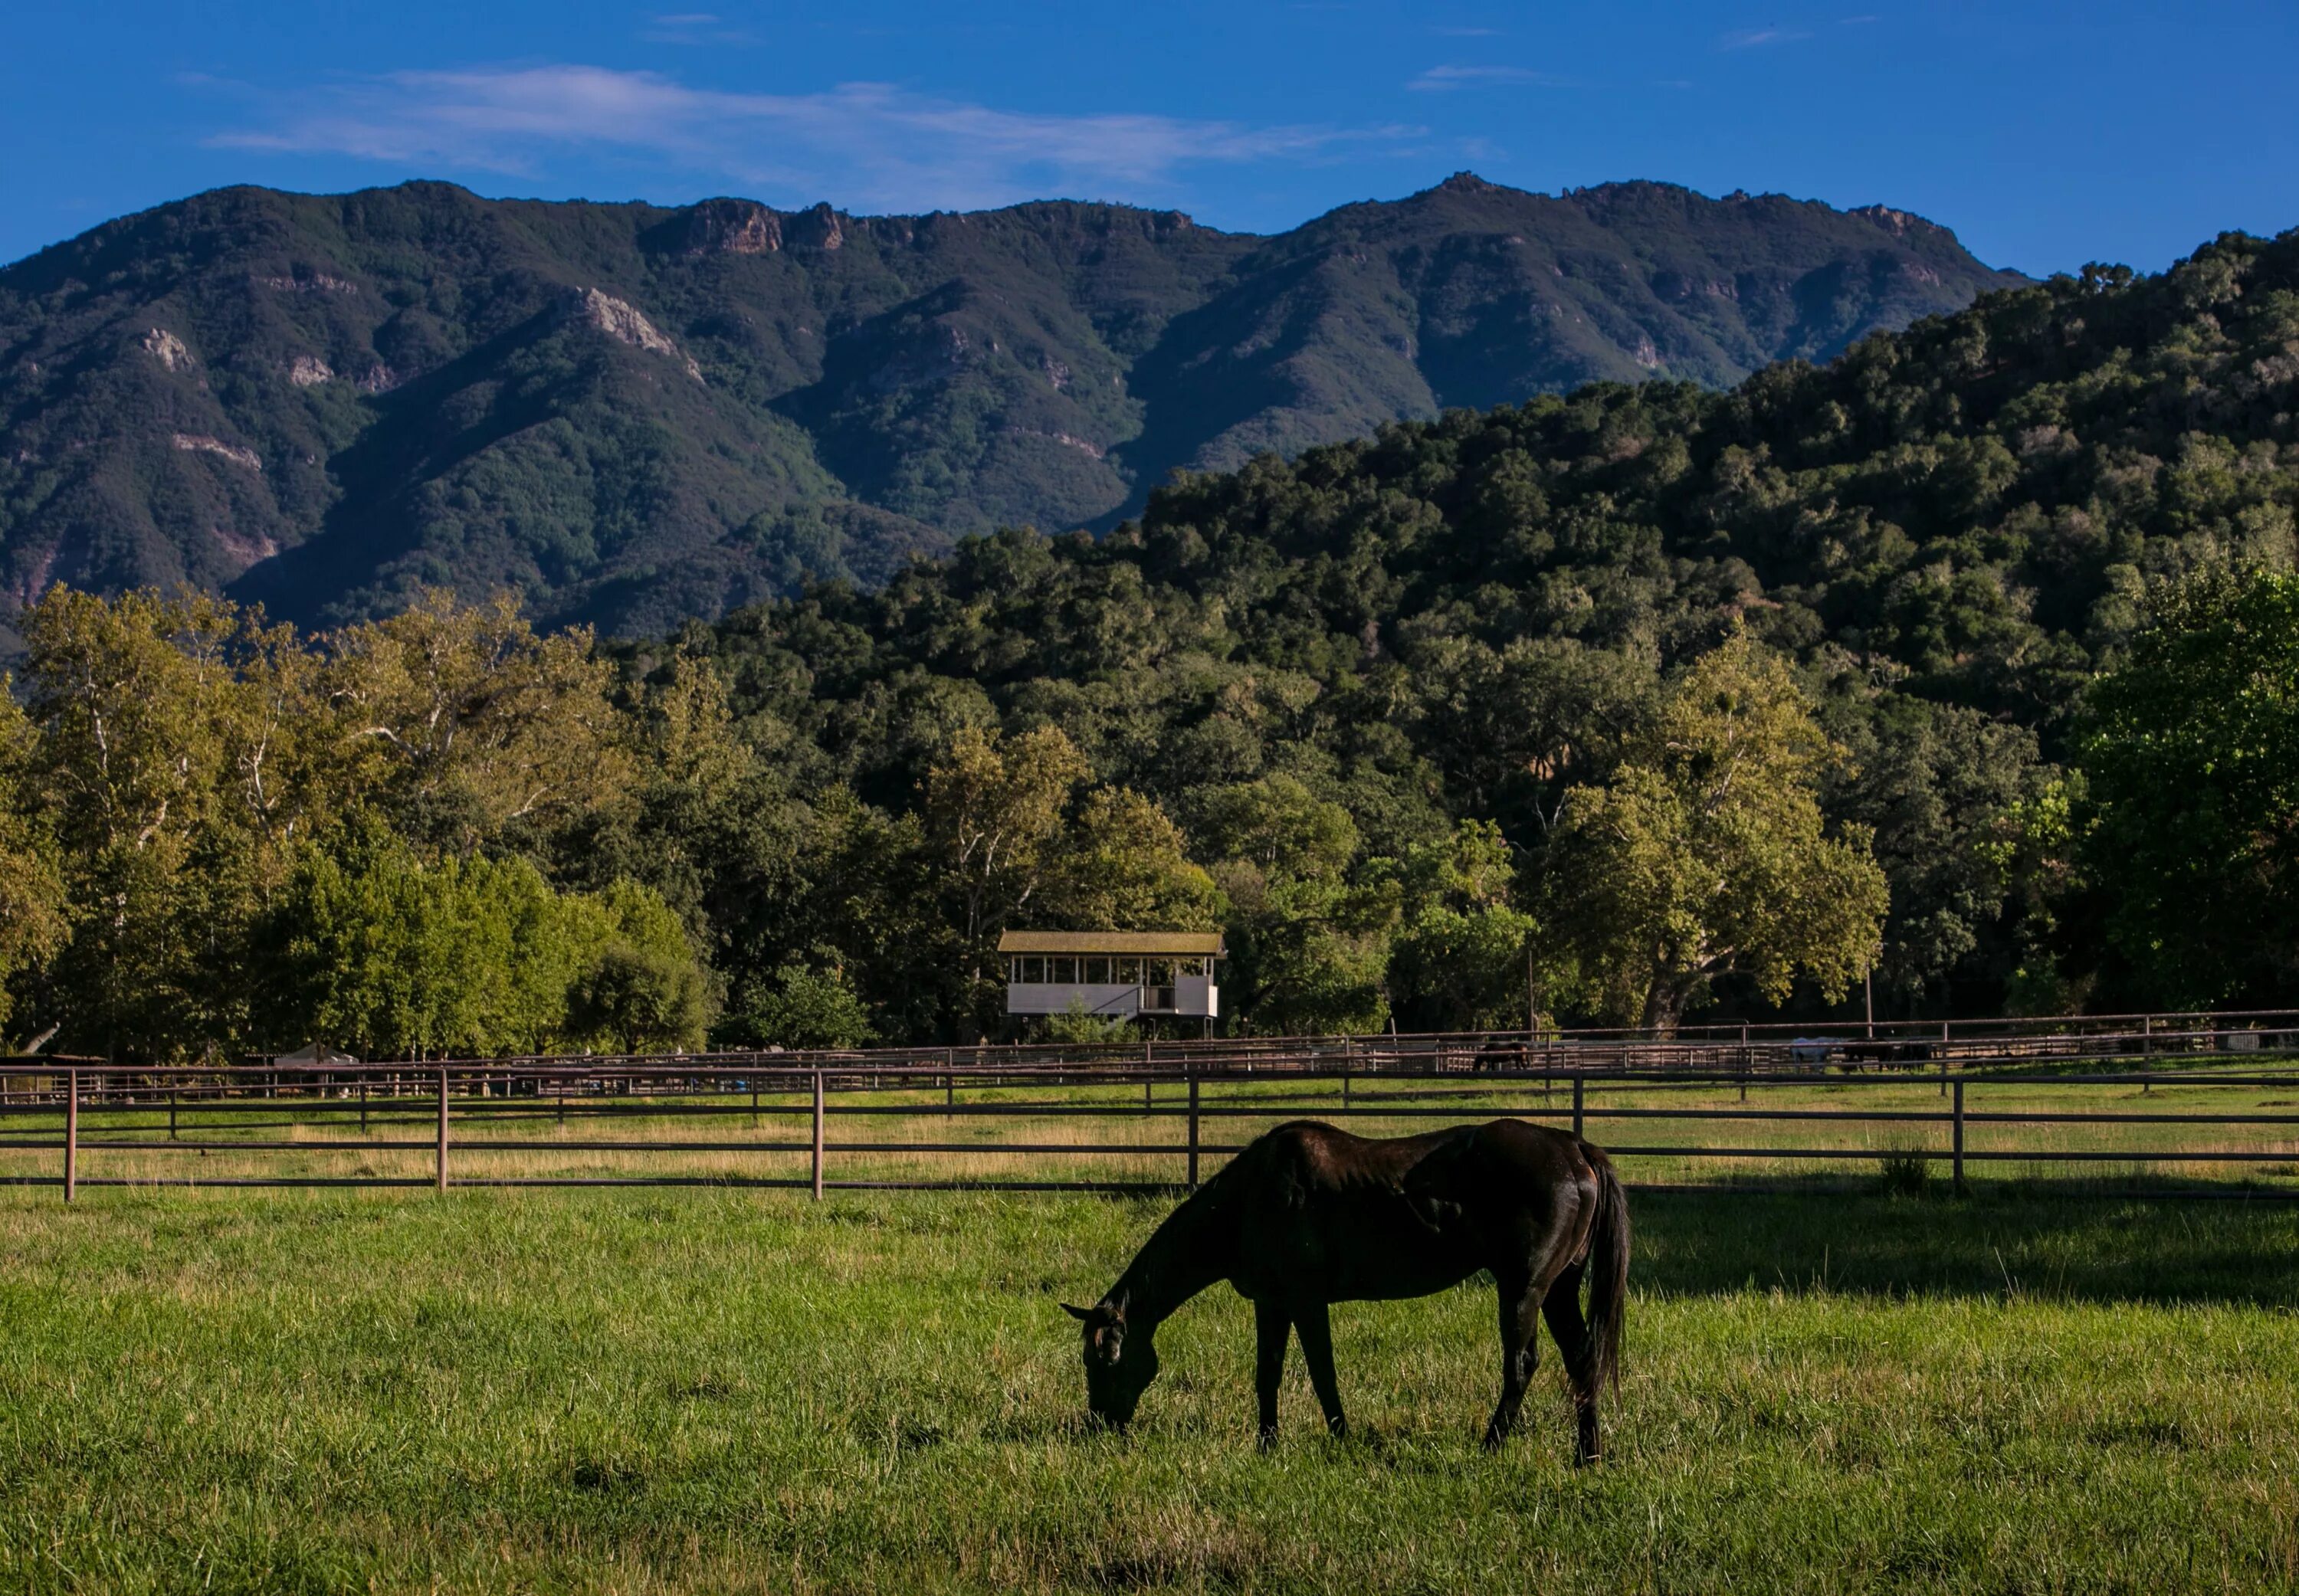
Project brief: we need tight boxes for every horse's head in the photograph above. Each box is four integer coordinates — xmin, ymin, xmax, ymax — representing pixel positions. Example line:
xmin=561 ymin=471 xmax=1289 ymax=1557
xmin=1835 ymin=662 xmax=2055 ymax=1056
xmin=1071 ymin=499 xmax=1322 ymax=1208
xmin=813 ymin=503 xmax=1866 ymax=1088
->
xmin=1062 ymin=1299 xmax=1158 ymax=1431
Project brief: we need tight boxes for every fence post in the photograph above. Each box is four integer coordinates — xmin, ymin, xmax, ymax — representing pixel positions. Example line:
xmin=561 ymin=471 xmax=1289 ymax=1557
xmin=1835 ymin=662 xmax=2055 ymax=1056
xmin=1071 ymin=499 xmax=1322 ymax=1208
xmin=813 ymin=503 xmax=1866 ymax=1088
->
xmin=436 ymin=1067 xmax=449 ymax=1194
xmin=1571 ymin=1072 xmax=1585 ymax=1141
xmin=64 ymin=1068 xmax=78 ymax=1204
xmin=811 ymin=1068 xmax=825 ymax=1201
xmin=359 ymin=1078 xmax=368 ymax=1135
xmin=1952 ymin=1078 xmax=1966 ymax=1196
xmin=169 ymin=1086 xmax=179 ymax=1141
xmin=1186 ymin=1067 xmax=1200 ymax=1191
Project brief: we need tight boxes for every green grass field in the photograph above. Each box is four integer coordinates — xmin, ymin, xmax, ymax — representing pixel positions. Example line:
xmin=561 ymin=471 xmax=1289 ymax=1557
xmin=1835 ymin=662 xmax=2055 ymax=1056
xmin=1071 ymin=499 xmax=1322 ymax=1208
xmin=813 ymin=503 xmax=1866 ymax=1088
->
xmin=2 ymin=1181 xmax=2297 ymax=1593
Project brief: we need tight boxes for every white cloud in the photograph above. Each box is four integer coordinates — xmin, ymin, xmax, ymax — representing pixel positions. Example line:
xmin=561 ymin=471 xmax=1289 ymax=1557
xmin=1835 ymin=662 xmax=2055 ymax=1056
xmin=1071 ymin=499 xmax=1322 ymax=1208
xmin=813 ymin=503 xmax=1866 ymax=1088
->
xmin=1407 ymin=64 xmax=1569 ymax=92
xmin=642 ymin=12 xmax=756 ymax=45
xmin=1717 ymin=26 xmax=1813 ymax=48
xmin=205 ymin=64 xmax=1415 ymax=213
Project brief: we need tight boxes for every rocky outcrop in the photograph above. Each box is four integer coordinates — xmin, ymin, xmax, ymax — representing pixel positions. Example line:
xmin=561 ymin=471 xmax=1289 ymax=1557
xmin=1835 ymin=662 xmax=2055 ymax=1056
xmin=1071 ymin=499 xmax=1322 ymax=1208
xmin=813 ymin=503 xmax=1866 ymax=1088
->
xmin=286 ymin=355 xmax=333 ymax=387
xmin=352 ymin=363 xmax=398 ymax=395
xmin=674 ymin=198 xmax=782 ymax=255
xmin=1009 ymin=427 xmax=1105 ymax=459
xmin=254 ymin=273 xmax=359 ymax=294
xmin=560 ymin=288 xmax=704 ymax=382
xmin=788 ymin=202 xmax=844 ymax=251
xmin=172 ymin=434 xmax=261 ymax=471
xmin=210 ymin=524 xmax=279 ymax=567
xmin=143 ymin=328 xmax=193 ymax=371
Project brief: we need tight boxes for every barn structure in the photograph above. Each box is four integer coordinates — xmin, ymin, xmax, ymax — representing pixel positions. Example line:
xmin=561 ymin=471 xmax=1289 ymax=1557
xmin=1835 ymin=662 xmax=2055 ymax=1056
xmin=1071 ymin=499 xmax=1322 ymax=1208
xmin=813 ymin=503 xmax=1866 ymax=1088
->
xmin=997 ymin=931 xmax=1224 ymax=1025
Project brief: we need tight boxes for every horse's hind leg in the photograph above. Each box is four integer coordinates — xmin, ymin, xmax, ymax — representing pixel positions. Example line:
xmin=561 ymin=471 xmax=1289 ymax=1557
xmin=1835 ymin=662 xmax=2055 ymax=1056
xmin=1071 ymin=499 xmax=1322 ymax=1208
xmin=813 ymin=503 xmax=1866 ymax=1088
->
xmin=1542 ymin=1263 xmax=1602 ymax=1466
xmin=1254 ymin=1299 xmax=1291 ymax=1449
xmin=1294 ymin=1299 xmax=1348 ymax=1439
xmin=1481 ymin=1270 xmax=1543 ymax=1450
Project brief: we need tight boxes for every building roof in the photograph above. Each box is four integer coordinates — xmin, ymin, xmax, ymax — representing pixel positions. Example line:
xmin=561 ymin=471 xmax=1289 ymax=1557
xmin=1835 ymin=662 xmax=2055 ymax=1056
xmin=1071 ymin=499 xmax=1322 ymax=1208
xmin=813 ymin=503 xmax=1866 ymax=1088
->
xmin=998 ymin=930 xmax=1225 ymax=956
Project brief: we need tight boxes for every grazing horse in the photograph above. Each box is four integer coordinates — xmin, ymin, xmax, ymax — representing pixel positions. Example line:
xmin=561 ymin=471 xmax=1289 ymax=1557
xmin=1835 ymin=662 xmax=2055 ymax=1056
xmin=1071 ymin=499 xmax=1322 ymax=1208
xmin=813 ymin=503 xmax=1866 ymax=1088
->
xmin=1064 ymin=1118 xmax=1628 ymax=1463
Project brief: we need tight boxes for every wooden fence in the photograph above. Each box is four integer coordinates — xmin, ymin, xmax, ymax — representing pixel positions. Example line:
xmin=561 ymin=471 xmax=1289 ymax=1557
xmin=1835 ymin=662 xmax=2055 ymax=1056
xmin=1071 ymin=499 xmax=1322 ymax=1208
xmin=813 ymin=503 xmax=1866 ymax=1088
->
xmin=6 ymin=1011 xmax=2299 ymax=1199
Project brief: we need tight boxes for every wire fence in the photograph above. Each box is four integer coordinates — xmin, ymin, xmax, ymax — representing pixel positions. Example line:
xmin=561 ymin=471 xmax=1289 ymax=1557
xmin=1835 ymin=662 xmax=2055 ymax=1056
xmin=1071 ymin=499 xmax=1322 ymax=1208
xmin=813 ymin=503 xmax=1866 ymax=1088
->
xmin=8 ymin=1009 xmax=2299 ymax=1199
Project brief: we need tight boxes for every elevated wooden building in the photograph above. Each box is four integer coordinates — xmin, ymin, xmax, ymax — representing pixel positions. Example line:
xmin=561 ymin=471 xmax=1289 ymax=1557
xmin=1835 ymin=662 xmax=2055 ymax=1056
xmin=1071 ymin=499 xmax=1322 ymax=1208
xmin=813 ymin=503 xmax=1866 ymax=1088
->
xmin=998 ymin=931 xmax=1225 ymax=1022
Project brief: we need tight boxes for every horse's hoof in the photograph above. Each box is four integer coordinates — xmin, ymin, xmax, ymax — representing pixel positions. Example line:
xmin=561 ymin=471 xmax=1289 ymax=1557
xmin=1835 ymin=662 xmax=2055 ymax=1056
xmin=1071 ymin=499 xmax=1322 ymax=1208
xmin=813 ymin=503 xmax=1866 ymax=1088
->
xmin=1257 ymin=1428 xmax=1280 ymax=1453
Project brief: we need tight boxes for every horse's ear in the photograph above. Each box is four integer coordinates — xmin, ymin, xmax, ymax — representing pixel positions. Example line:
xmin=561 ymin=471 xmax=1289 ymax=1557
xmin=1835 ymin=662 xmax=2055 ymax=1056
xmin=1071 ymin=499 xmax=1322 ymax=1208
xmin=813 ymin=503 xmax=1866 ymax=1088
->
xmin=1061 ymin=1302 xmax=1093 ymax=1321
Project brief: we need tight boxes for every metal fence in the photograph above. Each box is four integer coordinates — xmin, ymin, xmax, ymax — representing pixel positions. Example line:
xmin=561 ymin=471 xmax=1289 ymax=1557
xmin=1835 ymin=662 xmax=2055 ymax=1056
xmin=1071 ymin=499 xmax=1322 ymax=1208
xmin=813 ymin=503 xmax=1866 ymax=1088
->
xmin=7 ymin=1010 xmax=2299 ymax=1199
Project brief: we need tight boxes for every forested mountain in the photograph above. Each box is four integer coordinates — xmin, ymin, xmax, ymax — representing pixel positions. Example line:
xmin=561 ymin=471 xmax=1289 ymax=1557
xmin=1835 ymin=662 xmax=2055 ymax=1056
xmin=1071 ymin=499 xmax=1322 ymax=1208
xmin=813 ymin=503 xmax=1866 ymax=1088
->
xmin=0 ymin=175 xmax=2018 ymax=646
xmin=667 ymin=225 xmax=2299 ymax=1023
xmin=11 ymin=220 xmax=2297 ymax=1058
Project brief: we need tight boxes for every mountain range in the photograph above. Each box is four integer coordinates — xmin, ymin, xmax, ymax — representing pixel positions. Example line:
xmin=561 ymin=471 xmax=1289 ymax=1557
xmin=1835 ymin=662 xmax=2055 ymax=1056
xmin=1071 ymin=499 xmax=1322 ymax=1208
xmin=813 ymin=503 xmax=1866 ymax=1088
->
xmin=0 ymin=173 xmax=2023 ymax=641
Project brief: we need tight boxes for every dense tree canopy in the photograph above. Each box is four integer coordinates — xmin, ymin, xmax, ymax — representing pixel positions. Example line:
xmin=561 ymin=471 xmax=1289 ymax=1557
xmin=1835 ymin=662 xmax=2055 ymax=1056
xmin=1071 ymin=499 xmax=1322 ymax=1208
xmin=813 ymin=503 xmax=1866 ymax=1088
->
xmin=8 ymin=225 xmax=2299 ymax=1054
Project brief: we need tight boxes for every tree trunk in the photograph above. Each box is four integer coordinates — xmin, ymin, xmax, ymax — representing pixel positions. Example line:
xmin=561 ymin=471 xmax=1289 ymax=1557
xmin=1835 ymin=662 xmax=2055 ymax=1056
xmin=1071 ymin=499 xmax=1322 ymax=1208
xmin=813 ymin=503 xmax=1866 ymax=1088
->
xmin=1638 ymin=977 xmax=1688 ymax=1039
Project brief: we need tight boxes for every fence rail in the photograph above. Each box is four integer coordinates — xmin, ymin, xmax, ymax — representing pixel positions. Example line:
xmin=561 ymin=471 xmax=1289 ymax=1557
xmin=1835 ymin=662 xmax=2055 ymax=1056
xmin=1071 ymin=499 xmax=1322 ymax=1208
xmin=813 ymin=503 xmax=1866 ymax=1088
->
xmin=5 ymin=1016 xmax=2299 ymax=1199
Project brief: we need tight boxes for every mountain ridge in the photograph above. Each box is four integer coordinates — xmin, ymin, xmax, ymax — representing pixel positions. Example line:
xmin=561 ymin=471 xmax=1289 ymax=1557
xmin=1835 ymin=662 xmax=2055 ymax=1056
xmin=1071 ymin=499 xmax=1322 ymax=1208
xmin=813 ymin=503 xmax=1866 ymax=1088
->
xmin=0 ymin=174 xmax=2023 ymax=641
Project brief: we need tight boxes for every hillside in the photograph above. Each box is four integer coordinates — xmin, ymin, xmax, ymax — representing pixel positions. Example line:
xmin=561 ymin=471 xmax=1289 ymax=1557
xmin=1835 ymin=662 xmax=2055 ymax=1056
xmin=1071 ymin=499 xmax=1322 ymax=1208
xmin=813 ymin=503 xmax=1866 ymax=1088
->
xmin=0 ymin=175 xmax=2019 ymax=641
xmin=676 ymin=228 xmax=2299 ymax=1018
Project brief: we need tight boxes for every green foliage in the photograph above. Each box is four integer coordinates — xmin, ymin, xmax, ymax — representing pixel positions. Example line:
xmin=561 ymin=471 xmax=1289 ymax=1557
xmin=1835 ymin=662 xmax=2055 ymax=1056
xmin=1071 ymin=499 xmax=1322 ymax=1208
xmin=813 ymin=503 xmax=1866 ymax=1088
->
xmin=1041 ymin=999 xmax=1136 ymax=1046
xmin=1541 ymin=634 xmax=1889 ymax=1030
xmin=724 ymin=962 xmax=877 ymax=1050
xmin=2078 ymin=566 xmax=2299 ymax=1005
xmin=1381 ymin=821 xmax=1541 ymax=1034
xmin=267 ymin=822 xmax=710 ymax=1058
xmin=1196 ymin=775 xmax=1394 ymax=1035
xmin=0 ymin=687 xmax=63 ymax=1037
xmin=16 ymin=218 xmax=2299 ymax=1044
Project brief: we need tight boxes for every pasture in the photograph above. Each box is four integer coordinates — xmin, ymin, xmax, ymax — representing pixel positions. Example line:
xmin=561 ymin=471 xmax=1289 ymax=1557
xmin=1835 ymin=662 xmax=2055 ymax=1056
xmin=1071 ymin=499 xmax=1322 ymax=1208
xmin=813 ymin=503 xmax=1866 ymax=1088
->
xmin=2 ymin=1182 xmax=2296 ymax=1593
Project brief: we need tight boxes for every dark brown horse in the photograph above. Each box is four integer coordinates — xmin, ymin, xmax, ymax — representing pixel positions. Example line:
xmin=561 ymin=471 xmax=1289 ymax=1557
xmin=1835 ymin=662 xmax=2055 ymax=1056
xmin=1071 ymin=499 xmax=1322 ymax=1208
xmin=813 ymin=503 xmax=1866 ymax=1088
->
xmin=1064 ymin=1118 xmax=1628 ymax=1463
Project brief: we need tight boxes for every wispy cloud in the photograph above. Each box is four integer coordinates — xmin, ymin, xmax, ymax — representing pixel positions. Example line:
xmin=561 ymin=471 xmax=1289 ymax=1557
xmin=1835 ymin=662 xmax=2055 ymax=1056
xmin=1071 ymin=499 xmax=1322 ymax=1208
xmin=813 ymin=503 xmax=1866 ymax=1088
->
xmin=1407 ymin=64 xmax=1569 ymax=91
xmin=205 ymin=64 xmax=1416 ymax=212
xmin=642 ymin=11 xmax=757 ymax=45
xmin=1717 ymin=25 xmax=1813 ymax=48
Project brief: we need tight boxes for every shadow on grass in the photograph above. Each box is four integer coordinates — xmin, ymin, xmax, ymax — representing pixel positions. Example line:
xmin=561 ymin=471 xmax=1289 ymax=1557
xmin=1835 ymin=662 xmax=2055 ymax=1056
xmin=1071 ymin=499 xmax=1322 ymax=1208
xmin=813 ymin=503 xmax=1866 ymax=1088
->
xmin=1628 ymin=1178 xmax=2299 ymax=1306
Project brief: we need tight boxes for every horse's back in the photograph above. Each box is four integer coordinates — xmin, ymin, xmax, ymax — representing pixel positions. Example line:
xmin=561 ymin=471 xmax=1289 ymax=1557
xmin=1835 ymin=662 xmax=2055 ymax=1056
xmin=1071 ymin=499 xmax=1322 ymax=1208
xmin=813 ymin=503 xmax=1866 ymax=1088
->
xmin=1225 ymin=1119 xmax=1599 ymax=1302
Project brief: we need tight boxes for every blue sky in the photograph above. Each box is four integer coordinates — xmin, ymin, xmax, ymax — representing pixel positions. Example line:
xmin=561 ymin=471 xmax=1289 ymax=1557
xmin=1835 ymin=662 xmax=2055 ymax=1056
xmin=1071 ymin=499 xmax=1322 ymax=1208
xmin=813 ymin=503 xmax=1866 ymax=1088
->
xmin=5 ymin=1 xmax=2294 ymax=276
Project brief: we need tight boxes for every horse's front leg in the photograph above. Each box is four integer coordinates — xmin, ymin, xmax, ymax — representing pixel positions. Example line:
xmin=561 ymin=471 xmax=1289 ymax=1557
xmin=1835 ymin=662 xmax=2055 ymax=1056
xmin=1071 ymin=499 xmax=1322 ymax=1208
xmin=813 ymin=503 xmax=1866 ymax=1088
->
xmin=1482 ymin=1270 xmax=1542 ymax=1450
xmin=1254 ymin=1298 xmax=1291 ymax=1449
xmin=1294 ymin=1299 xmax=1348 ymax=1439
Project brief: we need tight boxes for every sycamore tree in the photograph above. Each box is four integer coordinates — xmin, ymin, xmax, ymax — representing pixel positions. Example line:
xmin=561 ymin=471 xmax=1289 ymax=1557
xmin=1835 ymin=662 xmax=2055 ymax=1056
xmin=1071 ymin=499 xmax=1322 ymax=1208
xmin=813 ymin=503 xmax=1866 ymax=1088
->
xmin=2078 ymin=565 xmax=2299 ymax=1005
xmin=320 ymin=590 xmax=633 ymax=855
xmin=1541 ymin=632 xmax=1887 ymax=1033
xmin=15 ymin=588 xmax=264 ymax=1057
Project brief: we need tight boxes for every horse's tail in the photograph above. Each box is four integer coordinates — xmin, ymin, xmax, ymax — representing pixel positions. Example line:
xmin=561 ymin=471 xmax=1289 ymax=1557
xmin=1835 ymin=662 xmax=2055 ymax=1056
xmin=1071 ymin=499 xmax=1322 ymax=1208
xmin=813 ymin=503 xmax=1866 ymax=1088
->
xmin=1581 ymin=1145 xmax=1630 ymax=1392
